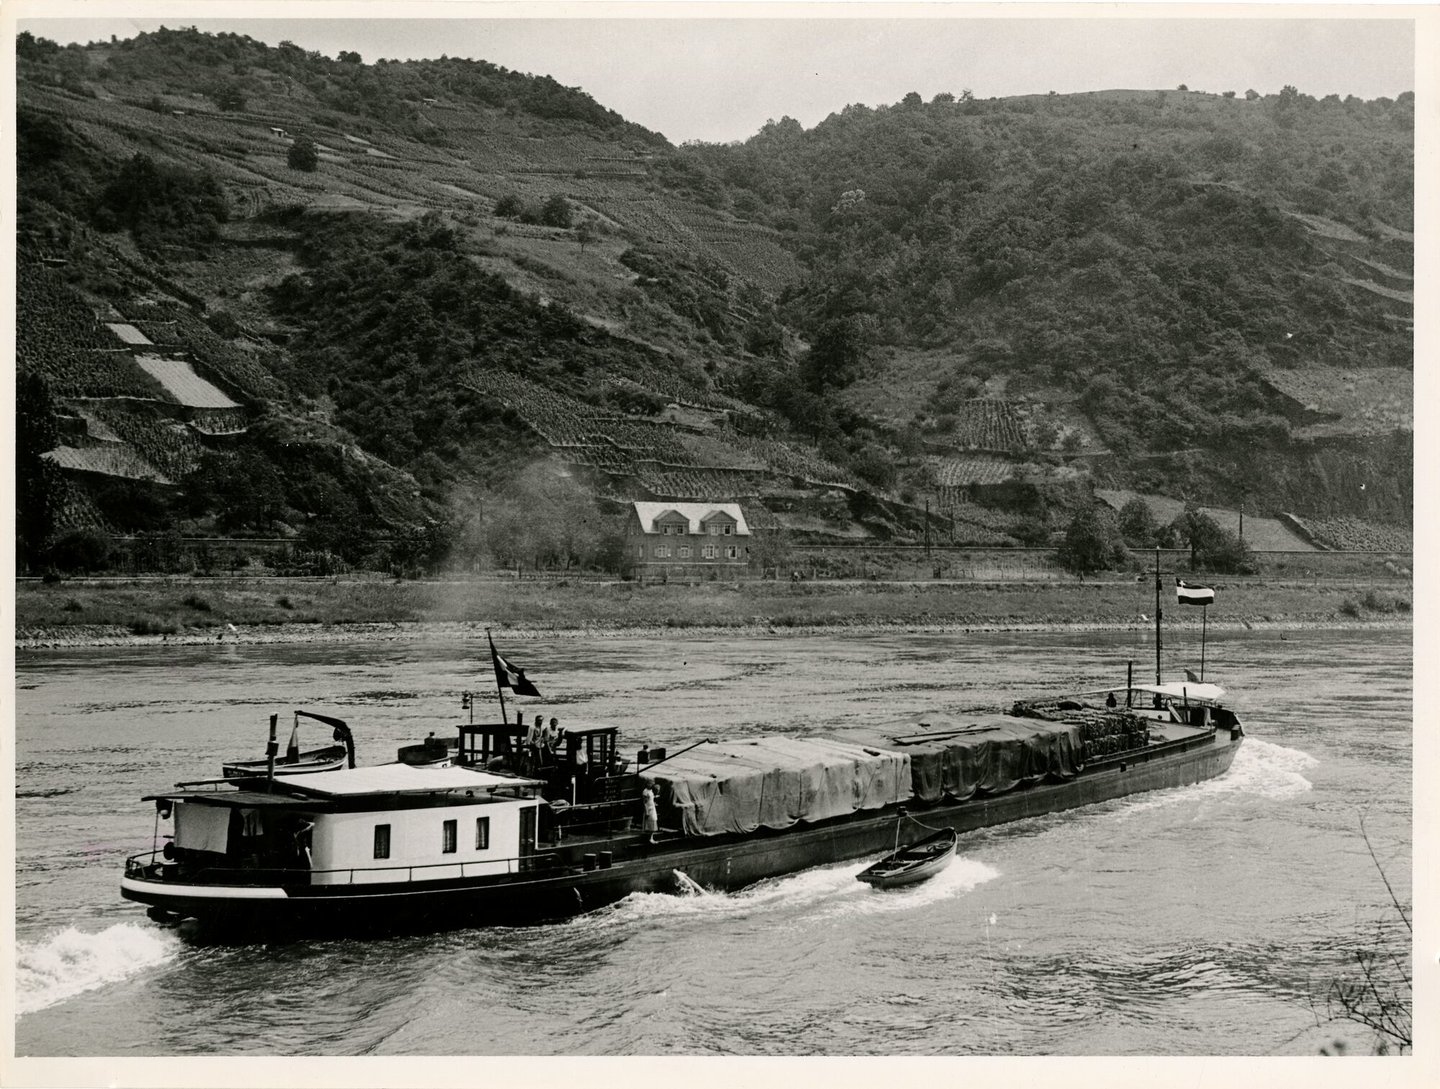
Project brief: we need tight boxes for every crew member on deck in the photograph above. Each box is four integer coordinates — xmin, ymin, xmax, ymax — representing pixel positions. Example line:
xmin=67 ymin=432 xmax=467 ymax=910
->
xmin=526 ymin=714 xmax=544 ymax=771
xmin=1106 ymin=691 xmax=1117 ymax=710
xmin=641 ymin=783 xmax=658 ymax=845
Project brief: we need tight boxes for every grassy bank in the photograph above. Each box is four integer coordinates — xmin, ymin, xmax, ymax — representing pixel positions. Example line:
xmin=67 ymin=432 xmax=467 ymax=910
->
xmin=15 ymin=574 xmax=1413 ymax=647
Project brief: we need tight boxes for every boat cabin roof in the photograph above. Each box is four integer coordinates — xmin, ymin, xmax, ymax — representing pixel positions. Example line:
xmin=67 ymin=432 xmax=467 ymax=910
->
xmin=144 ymin=788 xmax=315 ymax=808
xmin=1121 ymin=682 xmax=1226 ymax=704
xmin=278 ymin=764 xmax=541 ymax=797
xmin=151 ymin=764 xmax=542 ymax=807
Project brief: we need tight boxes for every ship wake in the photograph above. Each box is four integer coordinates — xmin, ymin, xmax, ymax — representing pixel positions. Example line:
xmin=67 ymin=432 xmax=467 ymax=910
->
xmin=1118 ymin=738 xmax=1317 ymax=820
xmin=600 ymin=856 xmax=999 ymax=925
xmin=14 ymin=923 xmax=180 ymax=1017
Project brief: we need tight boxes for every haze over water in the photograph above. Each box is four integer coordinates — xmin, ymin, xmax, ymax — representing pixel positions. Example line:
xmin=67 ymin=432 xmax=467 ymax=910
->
xmin=13 ymin=628 xmax=1410 ymax=1055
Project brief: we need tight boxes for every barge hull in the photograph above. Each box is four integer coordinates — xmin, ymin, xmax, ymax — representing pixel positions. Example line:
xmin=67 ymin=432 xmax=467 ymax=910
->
xmin=122 ymin=730 xmax=1240 ymax=934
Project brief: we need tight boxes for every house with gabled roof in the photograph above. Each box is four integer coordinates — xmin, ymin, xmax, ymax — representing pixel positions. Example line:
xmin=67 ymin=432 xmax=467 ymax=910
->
xmin=627 ymin=501 xmax=751 ymax=575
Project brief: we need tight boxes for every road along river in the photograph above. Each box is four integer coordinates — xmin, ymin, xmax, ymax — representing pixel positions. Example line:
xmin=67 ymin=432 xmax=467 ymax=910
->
xmin=13 ymin=627 xmax=1411 ymax=1056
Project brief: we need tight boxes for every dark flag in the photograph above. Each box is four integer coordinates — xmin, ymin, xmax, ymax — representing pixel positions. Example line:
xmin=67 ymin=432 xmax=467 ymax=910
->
xmin=1176 ymin=579 xmax=1216 ymax=606
xmin=489 ymin=635 xmax=541 ymax=697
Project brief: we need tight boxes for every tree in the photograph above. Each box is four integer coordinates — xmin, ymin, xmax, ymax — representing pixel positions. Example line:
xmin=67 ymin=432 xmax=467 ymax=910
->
xmin=1245 ymin=88 xmax=1260 ymax=101
xmin=494 ymin=193 xmax=523 ymax=218
xmin=16 ymin=372 xmax=61 ymax=571
xmin=483 ymin=461 xmax=608 ymax=570
xmin=212 ymin=81 xmax=246 ymax=111
xmin=801 ymin=313 xmax=873 ymax=393
xmin=1309 ymin=816 xmax=1412 ymax=1054
xmin=1056 ymin=504 xmax=1128 ymax=578
xmin=1165 ymin=508 xmax=1255 ymax=574
xmin=1117 ymin=497 xmax=1158 ymax=547
xmin=576 ymin=220 xmax=596 ymax=253
xmin=539 ymin=193 xmax=573 ymax=228
xmin=287 ymin=134 xmax=318 ymax=172
xmin=48 ymin=528 xmax=113 ymax=574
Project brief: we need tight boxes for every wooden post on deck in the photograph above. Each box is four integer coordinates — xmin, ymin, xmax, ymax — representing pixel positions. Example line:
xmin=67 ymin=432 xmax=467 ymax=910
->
xmin=265 ymin=713 xmax=279 ymax=790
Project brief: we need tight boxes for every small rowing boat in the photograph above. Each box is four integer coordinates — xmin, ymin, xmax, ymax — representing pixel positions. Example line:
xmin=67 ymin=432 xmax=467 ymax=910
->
xmin=856 ymin=826 xmax=957 ymax=889
xmin=221 ymin=710 xmax=356 ymax=779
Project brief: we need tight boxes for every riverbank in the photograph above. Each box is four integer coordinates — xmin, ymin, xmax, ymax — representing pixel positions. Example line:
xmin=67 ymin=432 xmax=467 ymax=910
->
xmin=15 ymin=575 xmax=1412 ymax=649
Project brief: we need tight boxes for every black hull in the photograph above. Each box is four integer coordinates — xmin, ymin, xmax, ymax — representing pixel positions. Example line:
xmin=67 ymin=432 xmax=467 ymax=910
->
xmin=123 ymin=730 xmax=1241 ymax=936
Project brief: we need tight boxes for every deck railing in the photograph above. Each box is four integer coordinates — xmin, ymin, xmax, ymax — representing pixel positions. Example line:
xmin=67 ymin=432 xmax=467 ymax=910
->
xmin=125 ymin=846 xmax=573 ymax=888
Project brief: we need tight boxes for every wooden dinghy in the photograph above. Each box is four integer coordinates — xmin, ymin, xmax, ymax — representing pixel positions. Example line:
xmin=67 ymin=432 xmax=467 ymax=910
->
xmin=856 ymin=827 xmax=957 ymax=889
xmin=221 ymin=710 xmax=356 ymax=779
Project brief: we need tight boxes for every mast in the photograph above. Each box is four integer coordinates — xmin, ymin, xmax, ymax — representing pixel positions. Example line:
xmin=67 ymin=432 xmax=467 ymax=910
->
xmin=1154 ymin=547 xmax=1162 ymax=685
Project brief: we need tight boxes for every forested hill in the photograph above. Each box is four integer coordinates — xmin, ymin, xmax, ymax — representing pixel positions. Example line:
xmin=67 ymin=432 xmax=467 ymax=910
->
xmin=669 ymin=88 xmax=1413 ymax=507
xmin=15 ymin=29 xmax=1414 ymax=575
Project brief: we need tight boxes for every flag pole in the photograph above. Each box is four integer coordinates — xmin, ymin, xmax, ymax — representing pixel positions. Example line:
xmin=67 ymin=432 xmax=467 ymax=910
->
xmin=487 ymin=628 xmax=508 ymax=726
xmin=1200 ymin=605 xmax=1207 ymax=682
xmin=1154 ymin=547 xmax=1162 ymax=685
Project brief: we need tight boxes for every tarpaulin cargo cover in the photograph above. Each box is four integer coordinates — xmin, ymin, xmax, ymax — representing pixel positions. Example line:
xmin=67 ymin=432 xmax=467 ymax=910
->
xmin=639 ymin=736 xmax=910 ymax=836
xmin=834 ymin=713 xmax=1085 ymax=803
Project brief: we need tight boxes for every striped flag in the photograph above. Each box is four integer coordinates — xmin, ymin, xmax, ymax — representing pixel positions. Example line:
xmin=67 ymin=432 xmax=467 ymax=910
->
xmin=1176 ymin=579 xmax=1215 ymax=606
xmin=489 ymin=633 xmax=541 ymax=697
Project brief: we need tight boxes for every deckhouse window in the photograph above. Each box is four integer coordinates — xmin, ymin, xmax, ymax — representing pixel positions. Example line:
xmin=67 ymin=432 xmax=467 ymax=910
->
xmin=726 ymin=545 xmax=738 ymax=559
xmin=679 ymin=545 xmax=691 ymax=558
xmin=476 ymin=817 xmax=490 ymax=850
xmin=703 ymin=544 xmax=717 ymax=559
xmin=442 ymin=819 xmax=458 ymax=854
xmin=374 ymin=824 xmax=391 ymax=859
xmin=723 ymin=524 xmax=733 ymax=535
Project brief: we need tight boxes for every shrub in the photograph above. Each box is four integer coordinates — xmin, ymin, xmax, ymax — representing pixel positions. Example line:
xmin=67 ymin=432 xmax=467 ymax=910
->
xmin=62 ymin=598 xmax=84 ymax=612
xmin=287 ymin=135 xmax=319 ymax=172
xmin=1339 ymin=599 xmax=1361 ymax=618
xmin=48 ymin=528 xmax=112 ymax=574
xmin=1361 ymin=588 xmax=1400 ymax=613
xmin=1056 ymin=505 xmax=1129 ymax=577
xmin=205 ymin=309 xmax=241 ymax=338
xmin=539 ymin=194 xmax=573 ymax=228
xmin=276 ymin=595 xmax=294 ymax=610
xmin=183 ymin=593 xmax=212 ymax=612
xmin=129 ymin=616 xmax=178 ymax=636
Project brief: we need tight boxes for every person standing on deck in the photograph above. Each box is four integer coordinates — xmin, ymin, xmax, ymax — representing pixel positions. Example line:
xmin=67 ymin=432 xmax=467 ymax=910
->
xmin=641 ymin=783 xmax=659 ymax=844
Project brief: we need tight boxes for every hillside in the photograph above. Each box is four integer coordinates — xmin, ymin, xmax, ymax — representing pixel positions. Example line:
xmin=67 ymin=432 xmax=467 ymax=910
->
xmin=671 ymin=87 xmax=1414 ymax=523
xmin=15 ymin=30 xmax=1413 ymax=574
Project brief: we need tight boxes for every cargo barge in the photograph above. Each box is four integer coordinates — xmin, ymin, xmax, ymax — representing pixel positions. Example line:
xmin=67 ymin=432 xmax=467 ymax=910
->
xmin=120 ymin=675 xmax=1243 ymax=936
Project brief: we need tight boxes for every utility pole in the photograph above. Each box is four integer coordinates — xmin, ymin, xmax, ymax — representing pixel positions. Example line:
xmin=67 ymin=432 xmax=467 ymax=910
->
xmin=924 ymin=498 xmax=931 ymax=557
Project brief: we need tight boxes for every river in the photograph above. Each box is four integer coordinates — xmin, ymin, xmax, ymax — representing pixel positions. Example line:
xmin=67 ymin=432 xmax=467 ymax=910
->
xmin=12 ymin=627 xmax=1411 ymax=1057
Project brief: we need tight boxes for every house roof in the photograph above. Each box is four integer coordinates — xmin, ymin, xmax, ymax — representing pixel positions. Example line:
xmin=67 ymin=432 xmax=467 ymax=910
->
xmin=631 ymin=501 xmax=751 ymax=535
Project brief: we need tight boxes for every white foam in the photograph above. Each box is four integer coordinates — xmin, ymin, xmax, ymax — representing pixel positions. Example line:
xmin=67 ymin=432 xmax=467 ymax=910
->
xmin=1118 ymin=738 xmax=1317 ymax=819
xmin=593 ymin=855 xmax=998 ymax=925
xmin=816 ymin=857 xmax=1001 ymax=918
xmin=14 ymin=923 xmax=179 ymax=1017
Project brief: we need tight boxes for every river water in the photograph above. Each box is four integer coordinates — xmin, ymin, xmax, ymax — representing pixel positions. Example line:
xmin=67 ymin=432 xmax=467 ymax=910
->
xmin=12 ymin=628 xmax=1412 ymax=1057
